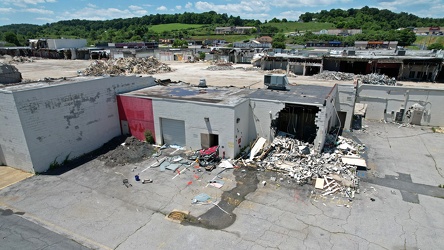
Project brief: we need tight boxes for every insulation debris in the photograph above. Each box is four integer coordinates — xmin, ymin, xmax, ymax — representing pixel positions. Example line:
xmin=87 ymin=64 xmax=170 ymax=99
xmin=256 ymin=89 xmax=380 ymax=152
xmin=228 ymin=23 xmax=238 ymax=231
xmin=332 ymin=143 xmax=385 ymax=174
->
xmin=82 ymin=57 xmax=172 ymax=76
xmin=239 ymin=135 xmax=364 ymax=196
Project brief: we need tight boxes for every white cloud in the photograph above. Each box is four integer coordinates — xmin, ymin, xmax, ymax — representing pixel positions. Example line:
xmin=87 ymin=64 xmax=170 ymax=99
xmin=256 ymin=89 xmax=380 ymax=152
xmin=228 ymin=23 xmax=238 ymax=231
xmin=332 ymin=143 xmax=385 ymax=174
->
xmin=129 ymin=5 xmax=141 ymax=10
xmin=128 ymin=5 xmax=147 ymax=15
xmin=413 ymin=3 xmax=443 ymax=18
xmin=55 ymin=4 xmax=153 ymax=22
xmin=185 ymin=2 xmax=193 ymax=9
xmin=156 ymin=5 xmax=167 ymax=11
xmin=279 ymin=10 xmax=304 ymax=21
xmin=3 ymin=0 xmax=56 ymax=7
xmin=0 ymin=8 xmax=15 ymax=13
xmin=195 ymin=1 xmax=269 ymax=14
xmin=176 ymin=5 xmax=182 ymax=10
xmin=58 ymin=5 xmax=146 ymax=21
xmin=86 ymin=3 xmax=96 ymax=8
xmin=268 ymin=0 xmax=341 ymax=8
xmin=24 ymin=8 xmax=53 ymax=14
xmin=35 ymin=17 xmax=54 ymax=22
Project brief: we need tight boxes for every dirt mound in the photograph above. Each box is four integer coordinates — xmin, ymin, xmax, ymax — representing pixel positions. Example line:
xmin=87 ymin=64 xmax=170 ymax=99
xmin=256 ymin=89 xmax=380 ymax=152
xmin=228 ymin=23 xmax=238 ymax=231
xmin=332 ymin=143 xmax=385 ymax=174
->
xmin=82 ymin=57 xmax=173 ymax=76
xmin=99 ymin=136 xmax=154 ymax=167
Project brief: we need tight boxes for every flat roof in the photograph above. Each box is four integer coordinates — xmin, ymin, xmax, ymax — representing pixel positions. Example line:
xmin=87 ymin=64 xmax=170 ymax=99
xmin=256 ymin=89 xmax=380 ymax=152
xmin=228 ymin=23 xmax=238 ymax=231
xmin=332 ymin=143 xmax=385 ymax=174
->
xmin=247 ymin=84 xmax=333 ymax=106
xmin=123 ymin=82 xmax=334 ymax=107
xmin=121 ymin=82 xmax=252 ymax=106
xmin=0 ymin=75 xmax=151 ymax=93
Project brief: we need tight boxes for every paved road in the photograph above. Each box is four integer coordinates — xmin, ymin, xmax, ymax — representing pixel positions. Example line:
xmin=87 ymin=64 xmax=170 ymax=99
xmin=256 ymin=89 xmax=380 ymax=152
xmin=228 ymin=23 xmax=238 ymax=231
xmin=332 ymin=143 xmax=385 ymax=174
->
xmin=0 ymin=208 xmax=89 ymax=250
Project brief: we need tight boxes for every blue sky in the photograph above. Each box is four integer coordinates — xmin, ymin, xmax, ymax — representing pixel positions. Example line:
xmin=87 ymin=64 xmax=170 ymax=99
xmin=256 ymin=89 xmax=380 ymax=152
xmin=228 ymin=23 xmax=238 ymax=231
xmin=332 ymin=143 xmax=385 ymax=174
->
xmin=0 ymin=0 xmax=442 ymax=26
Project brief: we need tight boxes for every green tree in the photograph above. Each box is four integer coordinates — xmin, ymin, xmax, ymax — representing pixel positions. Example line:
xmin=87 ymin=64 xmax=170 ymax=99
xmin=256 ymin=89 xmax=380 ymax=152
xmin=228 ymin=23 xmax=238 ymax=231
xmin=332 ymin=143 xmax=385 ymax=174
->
xmin=4 ymin=32 xmax=20 ymax=46
xmin=428 ymin=43 xmax=444 ymax=50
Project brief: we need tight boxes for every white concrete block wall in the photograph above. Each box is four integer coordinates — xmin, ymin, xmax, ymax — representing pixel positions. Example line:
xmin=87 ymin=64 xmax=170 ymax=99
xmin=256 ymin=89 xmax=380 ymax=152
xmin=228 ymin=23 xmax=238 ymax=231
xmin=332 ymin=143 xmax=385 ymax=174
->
xmin=315 ymin=85 xmax=337 ymax=152
xmin=9 ymin=76 xmax=154 ymax=172
xmin=233 ymin=100 xmax=254 ymax=157
xmin=0 ymin=92 xmax=33 ymax=171
xmin=357 ymin=85 xmax=444 ymax=126
xmin=47 ymin=39 xmax=87 ymax=50
xmin=249 ymin=99 xmax=285 ymax=143
xmin=337 ymin=84 xmax=356 ymax=129
xmin=152 ymin=99 xmax=237 ymax=158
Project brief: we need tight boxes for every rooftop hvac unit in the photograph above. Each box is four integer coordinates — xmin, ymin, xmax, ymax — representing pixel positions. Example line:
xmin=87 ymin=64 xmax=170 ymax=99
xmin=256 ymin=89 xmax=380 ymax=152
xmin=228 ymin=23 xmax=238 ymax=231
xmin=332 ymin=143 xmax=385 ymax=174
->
xmin=347 ymin=50 xmax=356 ymax=56
xmin=264 ymin=74 xmax=289 ymax=90
xmin=396 ymin=50 xmax=406 ymax=56
xmin=198 ymin=78 xmax=207 ymax=88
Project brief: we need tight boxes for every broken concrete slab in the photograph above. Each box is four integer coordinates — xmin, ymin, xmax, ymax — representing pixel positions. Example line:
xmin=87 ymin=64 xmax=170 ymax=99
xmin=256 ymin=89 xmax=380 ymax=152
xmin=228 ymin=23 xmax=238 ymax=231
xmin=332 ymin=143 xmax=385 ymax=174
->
xmin=249 ymin=137 xmax=267 ymax=160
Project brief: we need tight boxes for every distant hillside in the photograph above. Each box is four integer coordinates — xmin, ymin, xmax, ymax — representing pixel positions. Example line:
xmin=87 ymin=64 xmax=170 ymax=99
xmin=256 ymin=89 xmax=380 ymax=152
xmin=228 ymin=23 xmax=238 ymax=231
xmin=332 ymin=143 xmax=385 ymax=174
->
xmin=300 ymin=6 xmax=444 ymax=30
xmin=0 ymin=7 xmax=443 ymax=47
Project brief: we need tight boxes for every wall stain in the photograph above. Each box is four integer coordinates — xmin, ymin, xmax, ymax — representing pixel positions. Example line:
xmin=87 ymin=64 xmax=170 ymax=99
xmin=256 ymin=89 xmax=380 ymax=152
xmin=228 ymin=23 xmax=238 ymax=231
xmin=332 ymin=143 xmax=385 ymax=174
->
xmin=86 ymin=120 xmax=98 ymax=125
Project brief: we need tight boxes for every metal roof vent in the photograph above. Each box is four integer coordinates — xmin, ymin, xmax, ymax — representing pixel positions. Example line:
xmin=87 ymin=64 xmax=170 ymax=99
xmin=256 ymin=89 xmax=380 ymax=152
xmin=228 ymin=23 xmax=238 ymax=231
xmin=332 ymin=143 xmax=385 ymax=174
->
xmin=198 ymin=78 xmax=207 ymax=88
xmin=264 ymin=74 xmax=289 ymax=90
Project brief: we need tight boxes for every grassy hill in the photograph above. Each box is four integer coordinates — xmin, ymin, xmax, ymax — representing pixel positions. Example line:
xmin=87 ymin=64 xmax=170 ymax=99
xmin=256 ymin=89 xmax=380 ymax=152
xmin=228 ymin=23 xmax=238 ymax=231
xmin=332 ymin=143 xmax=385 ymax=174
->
xmin=414 ymin=36 xmax=444 ymax=47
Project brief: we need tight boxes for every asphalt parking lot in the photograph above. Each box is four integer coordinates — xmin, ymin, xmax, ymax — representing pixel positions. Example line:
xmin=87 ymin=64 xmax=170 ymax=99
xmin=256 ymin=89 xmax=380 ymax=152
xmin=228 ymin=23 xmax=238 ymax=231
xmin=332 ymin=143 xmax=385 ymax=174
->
xmin=1 ymin=120 xmax=443 ymax=249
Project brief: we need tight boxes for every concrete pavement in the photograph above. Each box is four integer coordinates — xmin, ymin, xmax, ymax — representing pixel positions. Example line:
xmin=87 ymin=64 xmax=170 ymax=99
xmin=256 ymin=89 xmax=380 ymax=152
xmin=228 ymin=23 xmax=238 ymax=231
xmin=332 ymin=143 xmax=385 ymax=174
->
xmin=1 ymin=120 xmax=443 ymax=249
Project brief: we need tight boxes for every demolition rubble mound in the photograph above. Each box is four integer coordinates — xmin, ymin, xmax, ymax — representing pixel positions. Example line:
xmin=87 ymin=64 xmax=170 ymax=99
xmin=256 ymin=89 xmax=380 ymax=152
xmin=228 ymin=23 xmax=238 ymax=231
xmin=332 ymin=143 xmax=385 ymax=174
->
xmin=99 ymin=136 xmax=154 ymax=167
xmin=360 ymin=73 xmax=396 ymax=85
xmin=206 ymin=62 xmax=234 ymax=71
xmin=82 ymin=57 xmax=173 ymax=76
xmin=239 ymin=134 xmax=365 ymax=196
xmin=314 ymin=70 xmax=396 ymax=85
xmin=314 ymin=70 xmax=355 ymax=81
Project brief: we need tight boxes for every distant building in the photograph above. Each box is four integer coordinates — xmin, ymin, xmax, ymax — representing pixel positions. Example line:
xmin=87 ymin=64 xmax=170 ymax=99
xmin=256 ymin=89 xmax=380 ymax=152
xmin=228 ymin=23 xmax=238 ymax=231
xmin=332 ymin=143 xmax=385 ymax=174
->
xmin=354 ymin=41 xmax=398 ymax=49
xmin=314 ymin=29 xmax=362 ymax=36
xmin=215 ymin=26 xmax=255 ymax=34
xmin=28 ymin=38 xmax=87 ymax=50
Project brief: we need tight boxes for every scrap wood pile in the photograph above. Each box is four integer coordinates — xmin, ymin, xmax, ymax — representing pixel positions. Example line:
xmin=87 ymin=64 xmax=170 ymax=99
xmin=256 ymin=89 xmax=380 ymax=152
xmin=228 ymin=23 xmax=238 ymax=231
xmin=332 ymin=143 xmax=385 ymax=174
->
xmin=238 ymin=135 xmax=366 ymax=197
xmin=314 ymin=70 xmax=396 ymax=85
xmin=82 ymin=57 xmax=172 ymax=76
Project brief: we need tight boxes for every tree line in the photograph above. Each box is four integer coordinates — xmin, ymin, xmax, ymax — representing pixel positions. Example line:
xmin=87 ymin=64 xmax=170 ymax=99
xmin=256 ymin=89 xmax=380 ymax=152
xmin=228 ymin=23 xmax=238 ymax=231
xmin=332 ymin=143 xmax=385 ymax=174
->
xmin=0 ymin=7 xmax=442 ymax=47
xmin=299 ymin=6 xmax=444 ymax=31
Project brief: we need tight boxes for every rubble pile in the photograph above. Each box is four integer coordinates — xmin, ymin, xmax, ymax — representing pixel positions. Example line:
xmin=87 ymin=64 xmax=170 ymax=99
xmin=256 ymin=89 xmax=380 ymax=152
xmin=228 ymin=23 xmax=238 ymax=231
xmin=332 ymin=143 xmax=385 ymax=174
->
xmin=266 ymin=69 xmax=287 ymax=74
xmin=314 ymin=70 xmax=355 ymax=81
xmin=360 ymin=73 xmax=396 ymax=85
xmin=243 ymin=135 xmax=365 ymax=196
xmin=11 ymin=56 xmax=36 ymax=63
xmin=82 ymin=57 xmax=172 ymax=76
xmin=206 ymin=65 xmax=235 ymax=70
xmin=99 ymin=136 xmax=154 ymax=167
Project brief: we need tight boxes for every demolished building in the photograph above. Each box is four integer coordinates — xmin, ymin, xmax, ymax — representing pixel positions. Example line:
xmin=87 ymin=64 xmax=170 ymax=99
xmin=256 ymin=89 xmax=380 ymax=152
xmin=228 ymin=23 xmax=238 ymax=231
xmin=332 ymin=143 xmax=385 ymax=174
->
xmin=117 ymin=75 xmax=341 ymax=159
xmin=2 ymin=69 xmax=444 ymax=173
xmin=255 ymin=49 xmax=444 ymax=82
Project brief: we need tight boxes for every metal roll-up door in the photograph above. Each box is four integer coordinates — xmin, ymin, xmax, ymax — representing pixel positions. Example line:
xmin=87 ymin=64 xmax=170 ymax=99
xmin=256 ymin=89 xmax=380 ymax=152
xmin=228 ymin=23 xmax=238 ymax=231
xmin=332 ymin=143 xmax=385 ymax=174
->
xmin=161 ymin=118 xmax=186 ymax=146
